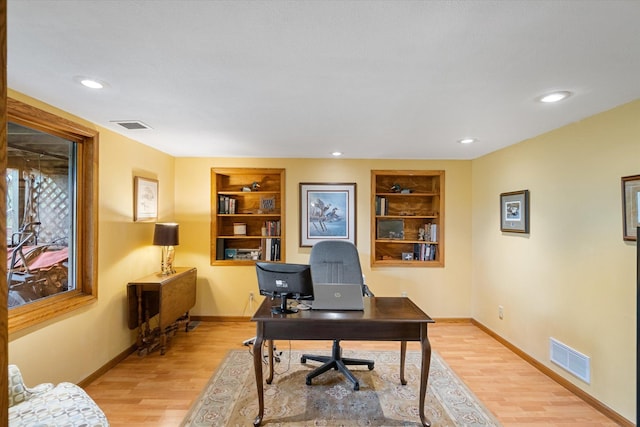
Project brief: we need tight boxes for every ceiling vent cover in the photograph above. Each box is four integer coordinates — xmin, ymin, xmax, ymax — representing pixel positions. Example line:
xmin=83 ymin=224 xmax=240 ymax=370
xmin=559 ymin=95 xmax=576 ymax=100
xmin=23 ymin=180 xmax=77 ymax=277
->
xmin=111 ymin=120 xmax=152 ymax=130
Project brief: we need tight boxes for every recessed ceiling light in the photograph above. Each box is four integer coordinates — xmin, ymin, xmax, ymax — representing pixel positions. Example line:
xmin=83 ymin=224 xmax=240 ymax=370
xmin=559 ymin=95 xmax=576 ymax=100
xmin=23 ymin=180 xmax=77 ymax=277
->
xmin=538 ymin=91 xmax=572 ymax=103
xmin=74 ymin=75 xmax=107 ymax=89
xmin=331 ymin=151 xmax=343 ymax=157
xmin=458 ymin=138 xmax=476 ymax=144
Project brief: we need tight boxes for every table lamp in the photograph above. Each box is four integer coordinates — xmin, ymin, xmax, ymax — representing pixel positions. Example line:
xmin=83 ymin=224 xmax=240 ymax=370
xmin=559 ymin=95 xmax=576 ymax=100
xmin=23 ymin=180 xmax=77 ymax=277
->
xmin=153 ymin=222 xmax=179 ymax=275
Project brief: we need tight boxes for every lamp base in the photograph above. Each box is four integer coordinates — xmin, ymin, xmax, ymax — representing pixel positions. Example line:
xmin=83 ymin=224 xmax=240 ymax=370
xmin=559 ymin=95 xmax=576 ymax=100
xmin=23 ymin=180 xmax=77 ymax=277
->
xmin=160 ymin=246 xmax=176 ymax=275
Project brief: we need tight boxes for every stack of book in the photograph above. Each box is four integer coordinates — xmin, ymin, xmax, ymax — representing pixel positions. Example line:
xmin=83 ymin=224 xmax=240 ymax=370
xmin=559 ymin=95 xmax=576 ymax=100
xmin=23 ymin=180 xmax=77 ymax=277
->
xmin=375 ymin=196 xmax=389 ymax=216
xmin=218 ymin=195 xmax=236 ymax=214
xmin=413 ymin=243 xmax=437 ymax=261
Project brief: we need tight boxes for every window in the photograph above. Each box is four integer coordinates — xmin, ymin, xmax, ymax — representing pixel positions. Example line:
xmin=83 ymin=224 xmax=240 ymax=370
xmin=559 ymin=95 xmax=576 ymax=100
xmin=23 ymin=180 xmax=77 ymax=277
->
xmin=7 ymin=98 xmax=98 ymax=334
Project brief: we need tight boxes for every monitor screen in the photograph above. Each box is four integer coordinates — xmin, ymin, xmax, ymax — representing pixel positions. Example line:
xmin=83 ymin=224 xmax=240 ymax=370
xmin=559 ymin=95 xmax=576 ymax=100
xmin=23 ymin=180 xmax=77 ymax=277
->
xmin=256 ymin=261 xmax=313 ymax=314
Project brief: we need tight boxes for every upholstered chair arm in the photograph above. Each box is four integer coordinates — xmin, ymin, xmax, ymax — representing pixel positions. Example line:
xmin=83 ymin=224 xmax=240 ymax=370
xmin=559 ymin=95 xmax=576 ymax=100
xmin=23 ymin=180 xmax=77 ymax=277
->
xmin=8 ymin=364 xmax=54 ymax=407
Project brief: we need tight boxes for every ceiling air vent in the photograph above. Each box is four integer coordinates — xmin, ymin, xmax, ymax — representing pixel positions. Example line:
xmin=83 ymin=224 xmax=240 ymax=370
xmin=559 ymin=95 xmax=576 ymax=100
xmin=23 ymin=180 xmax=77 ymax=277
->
xmin=111 ymin=120 xmax=152 ymax=130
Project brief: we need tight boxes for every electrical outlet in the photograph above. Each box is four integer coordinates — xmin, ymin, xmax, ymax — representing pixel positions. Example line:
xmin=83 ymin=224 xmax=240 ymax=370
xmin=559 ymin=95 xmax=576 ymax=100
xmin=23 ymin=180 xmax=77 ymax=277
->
xmin=498 ymin=305 xmax=504 ymax=319
xmin=249 ymin=292 xmax=254 ymax=302
xmin=401 ymin=291 xmax=408 ymax=297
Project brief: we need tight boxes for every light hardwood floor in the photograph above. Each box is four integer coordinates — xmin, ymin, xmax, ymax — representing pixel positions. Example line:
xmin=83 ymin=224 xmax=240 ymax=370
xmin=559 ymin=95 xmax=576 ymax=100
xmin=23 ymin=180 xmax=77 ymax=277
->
xmin=85 ymin=320 xmax=623 ymax=426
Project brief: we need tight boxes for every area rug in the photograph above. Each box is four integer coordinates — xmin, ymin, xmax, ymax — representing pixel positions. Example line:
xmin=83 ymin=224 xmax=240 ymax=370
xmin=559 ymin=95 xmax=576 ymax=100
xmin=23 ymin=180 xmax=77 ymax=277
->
xmin=181 ymin=349 xmax=501 ymax=427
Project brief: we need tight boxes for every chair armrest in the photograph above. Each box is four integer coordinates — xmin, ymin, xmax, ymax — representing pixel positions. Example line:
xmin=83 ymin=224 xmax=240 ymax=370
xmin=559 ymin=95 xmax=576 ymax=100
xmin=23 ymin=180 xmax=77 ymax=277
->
xmin=8 ymin=364 xmax=54 ymax=407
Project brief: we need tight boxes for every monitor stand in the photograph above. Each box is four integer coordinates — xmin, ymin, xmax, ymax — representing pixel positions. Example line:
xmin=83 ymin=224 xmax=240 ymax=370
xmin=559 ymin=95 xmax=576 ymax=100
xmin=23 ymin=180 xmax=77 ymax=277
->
xmin=271 ymin=293 xmax=297 ymax=315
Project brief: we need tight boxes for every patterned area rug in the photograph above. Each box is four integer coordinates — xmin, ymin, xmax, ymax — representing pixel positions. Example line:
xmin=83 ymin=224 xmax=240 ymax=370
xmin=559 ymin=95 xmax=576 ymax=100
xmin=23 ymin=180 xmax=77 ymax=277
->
xmin=182 ymin=349 xmax=501 ymax=427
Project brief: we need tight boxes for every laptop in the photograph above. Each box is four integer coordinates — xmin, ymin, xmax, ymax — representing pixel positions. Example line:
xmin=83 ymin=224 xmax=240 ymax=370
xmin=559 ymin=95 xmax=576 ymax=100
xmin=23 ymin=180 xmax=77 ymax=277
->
xmin=310 ymin=283 xmax=365 ymax=311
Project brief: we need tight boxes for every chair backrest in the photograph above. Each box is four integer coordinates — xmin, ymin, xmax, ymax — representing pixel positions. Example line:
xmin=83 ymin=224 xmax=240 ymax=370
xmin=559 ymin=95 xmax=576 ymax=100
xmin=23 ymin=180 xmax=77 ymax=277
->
xmin=309 ymin=241 xmax=373 ymax=296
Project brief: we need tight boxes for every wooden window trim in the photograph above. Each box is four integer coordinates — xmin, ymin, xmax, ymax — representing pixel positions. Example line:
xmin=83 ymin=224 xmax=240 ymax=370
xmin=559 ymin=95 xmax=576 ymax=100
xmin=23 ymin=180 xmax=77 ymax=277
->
xmin=7 ymin=97 xmax=99 ymax=334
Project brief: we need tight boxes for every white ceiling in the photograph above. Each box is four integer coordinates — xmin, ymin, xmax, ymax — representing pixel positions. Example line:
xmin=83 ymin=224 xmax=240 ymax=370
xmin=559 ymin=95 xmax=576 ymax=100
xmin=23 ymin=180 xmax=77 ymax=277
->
xmin=7 ymin=0 xmax=640 ymax=159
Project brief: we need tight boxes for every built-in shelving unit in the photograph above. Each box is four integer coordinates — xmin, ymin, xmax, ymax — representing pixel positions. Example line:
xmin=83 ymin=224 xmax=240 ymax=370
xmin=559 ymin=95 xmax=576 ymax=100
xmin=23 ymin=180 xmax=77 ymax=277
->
xmin=371 ymin=170 xmax=444 ymax=267
xmin=211 ymin=168 xmax=285 ymax=265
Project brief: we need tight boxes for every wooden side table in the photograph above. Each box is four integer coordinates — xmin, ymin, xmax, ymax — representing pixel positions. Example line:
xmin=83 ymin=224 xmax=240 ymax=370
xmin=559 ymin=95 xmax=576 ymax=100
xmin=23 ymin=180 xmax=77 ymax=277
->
xmin=127 ymin=267 xmax=197 ymax=355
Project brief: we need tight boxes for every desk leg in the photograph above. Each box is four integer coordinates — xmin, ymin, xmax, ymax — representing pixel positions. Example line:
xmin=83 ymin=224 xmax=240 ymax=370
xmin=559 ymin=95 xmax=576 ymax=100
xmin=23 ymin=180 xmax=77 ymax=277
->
xmin=266 ymin=340 xmax=274 ymax=384
xmin=419 ymin=328 xmax=432 ymax=427
xmin=400 ymin=340 xmax=407 ymax=385
xmin=253 ymin=324 xmax=265 ymax=427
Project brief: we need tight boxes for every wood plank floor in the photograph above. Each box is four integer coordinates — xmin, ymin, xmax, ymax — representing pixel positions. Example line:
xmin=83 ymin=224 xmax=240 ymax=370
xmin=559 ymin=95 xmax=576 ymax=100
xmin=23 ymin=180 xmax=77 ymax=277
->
xmin=84 ymin=320 xmax=621 ymax=426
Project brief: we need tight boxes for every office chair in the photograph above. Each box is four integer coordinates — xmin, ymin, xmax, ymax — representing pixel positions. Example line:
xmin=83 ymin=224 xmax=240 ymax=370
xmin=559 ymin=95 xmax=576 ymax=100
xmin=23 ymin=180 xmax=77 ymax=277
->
xmin=301 ymin=240 xmax=374 ymax=390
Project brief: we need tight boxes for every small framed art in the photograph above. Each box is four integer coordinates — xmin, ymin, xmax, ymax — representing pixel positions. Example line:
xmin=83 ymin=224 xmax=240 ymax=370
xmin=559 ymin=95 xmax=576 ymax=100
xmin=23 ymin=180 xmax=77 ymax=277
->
xmin=500 ymin=190 xmax=529 ymax=233
xmin=622 ymin=174 xmax=640 ymax=241
xmin=134 ymin=176 xmax=158 ymax=222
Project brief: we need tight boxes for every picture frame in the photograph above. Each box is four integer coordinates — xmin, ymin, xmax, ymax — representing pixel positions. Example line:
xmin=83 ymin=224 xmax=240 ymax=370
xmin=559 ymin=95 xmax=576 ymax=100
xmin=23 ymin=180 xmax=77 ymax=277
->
xmin=134 ymin=176 xmax=158 ymax=222
xmin=500 ymin=190 xmax=529 ymax=233
xmin=622 ymin=174 xmax=640 ymax=241
xmin=299 ymin=182 xmax=356 ymax=247
xmin=377 ymin=219 xmax=405 ymax=240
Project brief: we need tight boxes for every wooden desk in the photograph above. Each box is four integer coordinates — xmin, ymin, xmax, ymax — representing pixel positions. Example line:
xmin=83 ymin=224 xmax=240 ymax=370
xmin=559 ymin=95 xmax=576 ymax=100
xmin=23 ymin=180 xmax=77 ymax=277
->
xmin=127 ymin=267 xmax=197 ymax=355
xmin=251 ymin=297 xmax=435 ymax=426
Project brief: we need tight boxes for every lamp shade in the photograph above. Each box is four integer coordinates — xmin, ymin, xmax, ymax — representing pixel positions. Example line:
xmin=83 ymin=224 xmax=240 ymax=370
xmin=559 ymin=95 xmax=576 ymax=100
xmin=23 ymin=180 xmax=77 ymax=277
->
xmin=153 ymin=223 xmax=179 ymax=246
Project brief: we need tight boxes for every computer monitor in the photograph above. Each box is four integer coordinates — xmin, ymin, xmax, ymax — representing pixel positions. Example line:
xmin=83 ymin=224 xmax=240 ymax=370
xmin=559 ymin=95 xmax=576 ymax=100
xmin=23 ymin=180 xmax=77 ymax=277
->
xmin=255 ymin=261 xmax=314 ymax=314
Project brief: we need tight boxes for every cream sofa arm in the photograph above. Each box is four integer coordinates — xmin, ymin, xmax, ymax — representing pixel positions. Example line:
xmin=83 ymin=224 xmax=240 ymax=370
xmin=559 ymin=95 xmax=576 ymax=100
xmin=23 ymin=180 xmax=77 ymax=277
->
xmin=8 ymin=364 xmax=54 ymax=407
xmin=8 ymin=364 xmax=109 ymax=426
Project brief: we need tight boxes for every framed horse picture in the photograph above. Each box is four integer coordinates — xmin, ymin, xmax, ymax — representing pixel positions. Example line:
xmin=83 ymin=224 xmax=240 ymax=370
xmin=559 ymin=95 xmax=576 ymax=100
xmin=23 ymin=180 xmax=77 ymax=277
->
xmin=299 ymin=183 xmax=356 ymax=247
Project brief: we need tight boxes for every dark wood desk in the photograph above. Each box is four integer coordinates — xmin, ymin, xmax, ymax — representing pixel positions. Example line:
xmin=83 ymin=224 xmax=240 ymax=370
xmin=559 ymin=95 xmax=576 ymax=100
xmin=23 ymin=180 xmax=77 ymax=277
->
xmin=251 ymin=297 xmax=435 ymax=426
xmin=127 ymin=267 xmax=197 ymax=355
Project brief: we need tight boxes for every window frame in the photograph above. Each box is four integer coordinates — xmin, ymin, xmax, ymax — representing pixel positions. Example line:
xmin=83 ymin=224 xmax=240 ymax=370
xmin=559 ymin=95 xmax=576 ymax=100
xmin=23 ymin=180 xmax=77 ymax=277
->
xmin=7 ymin=97 xmax=99 ymax=334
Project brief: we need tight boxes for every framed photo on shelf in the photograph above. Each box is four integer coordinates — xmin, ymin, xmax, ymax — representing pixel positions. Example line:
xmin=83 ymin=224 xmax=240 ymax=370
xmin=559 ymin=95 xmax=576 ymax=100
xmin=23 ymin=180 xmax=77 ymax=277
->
xmin=134 ymin=176 xmax=158 ymax=222
xmin=622 ymin=174 xmax=640 ymax=241
xmin=500 ymin=190 xmax=529 ymax=233
xmin=377 ymin=219 xmax=404 ymax=239
xmin=299 ymin=182 xmax=356 ymax=247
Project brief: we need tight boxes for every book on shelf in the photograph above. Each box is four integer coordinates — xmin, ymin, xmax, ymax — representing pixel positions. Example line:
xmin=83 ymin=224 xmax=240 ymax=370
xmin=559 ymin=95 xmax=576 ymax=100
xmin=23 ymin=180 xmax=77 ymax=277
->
xmin=262 ymin=238 xmax=281 ymax=261
xmin=375 ymin=196 xmax=388 ymax=216
xmin=263 ymin=220 xmax=280 ymax=236
xmin=423 ymin=222 xmax=437 ymax=242
xmin=413 ymin=243 xmax=437 ymax=261
xmin=218 ymin=195 xmax=236 ymax=214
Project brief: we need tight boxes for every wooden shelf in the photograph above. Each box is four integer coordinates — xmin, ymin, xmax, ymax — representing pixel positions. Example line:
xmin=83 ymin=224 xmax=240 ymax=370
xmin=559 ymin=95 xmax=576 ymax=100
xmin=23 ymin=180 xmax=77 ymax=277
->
xmin=371 ymin=170 xmax=444 ymax=267
xmin=211 ymin=168 xmax=285 ymax=265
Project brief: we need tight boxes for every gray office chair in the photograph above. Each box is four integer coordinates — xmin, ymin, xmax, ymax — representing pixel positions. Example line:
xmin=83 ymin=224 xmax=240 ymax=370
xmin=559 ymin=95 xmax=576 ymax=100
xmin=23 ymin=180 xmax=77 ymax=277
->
xmin=301 ymin=240 xmax=374 ymax=390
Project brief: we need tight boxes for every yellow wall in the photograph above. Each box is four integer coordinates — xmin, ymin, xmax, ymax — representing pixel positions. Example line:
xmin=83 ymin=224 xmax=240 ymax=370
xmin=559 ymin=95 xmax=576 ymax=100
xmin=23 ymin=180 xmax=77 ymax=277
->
xmin=471 ymin=99 xmax=640 ymax=421
xmin=174 ymin=158 xmax=472 ymax=318
xmin=7 ymin=91 xmax=173 ymax=385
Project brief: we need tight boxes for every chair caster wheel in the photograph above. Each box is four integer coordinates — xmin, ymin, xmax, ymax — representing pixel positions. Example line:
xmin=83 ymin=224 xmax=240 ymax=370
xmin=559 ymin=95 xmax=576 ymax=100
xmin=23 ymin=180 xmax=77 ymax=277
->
xmin=301 ymin=357 xmax=306 ymax=363
xmin=367 ymin=363 xmax=374 ymax=370
xmin=354 ymin=383 xmax=359 ymax=391
xmin=306 ymin=378 xmax=312 ymax=386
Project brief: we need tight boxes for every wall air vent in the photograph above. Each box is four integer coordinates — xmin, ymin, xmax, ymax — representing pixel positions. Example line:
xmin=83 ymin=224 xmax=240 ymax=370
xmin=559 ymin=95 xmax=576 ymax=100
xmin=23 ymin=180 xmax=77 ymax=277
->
xmin=550 ymin=337 xmax=590 ymax=383
xmin=111 ymin=120 xmax=152 ymax=130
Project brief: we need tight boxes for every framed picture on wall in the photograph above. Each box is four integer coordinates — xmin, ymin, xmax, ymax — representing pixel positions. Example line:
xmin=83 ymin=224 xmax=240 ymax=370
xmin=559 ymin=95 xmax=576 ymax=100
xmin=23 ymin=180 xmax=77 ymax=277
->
xmin=500 ymin=190 xmax=529 ymax=233
xmin=299 ymin=182 xmax=356 ymax=247
xmin=134 ymin=176 xmax=158 ymax=222
xmin=622 ymin=174 xmax=640 ymax=241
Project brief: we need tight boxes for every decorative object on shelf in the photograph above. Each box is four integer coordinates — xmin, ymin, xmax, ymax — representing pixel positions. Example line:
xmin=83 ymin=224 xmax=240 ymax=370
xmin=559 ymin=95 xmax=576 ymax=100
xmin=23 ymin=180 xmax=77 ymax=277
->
xmin=402 ymin=252 xmax=414 ymax=261
xmin=622 ymin=174 xmax=640 ymax=241
xmin=242 ymin=181 xmax=261 ymax=192
xmin=233 ymin=222 xmax=247 ymax=235
xmin=153 ymin=222 xmax=179 ymax=275
xmin=377 ymin=219 xmax=404 ymax=239
xmin=134 ymin=176 xmax=158 ymax=222
xmin=259 ymin=196 xmax=276 ymax=213
xmin=299 ymin=182 xmax=356 ymax=247
xmin=390 ymin=183 xmax=413 ymax=194
xmin=500 ymin=190 xmax=530 ymax=233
